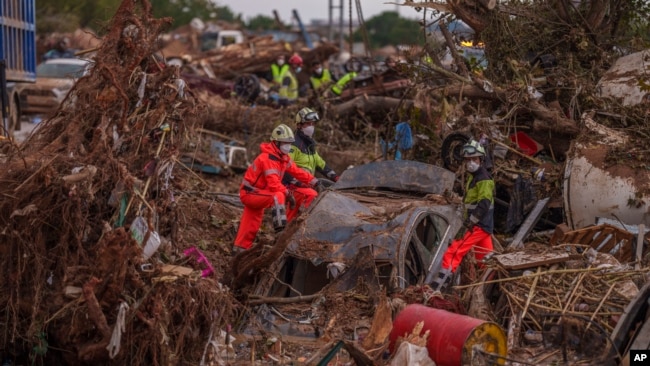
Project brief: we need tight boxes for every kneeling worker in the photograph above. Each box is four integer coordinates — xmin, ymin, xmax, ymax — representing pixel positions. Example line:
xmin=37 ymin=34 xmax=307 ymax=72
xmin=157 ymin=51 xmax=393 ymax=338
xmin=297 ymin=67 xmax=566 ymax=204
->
xmin=283 ymin=107 xmax=339 ymax=221
xmin=233 ymin=124 xmax=321 ymax=253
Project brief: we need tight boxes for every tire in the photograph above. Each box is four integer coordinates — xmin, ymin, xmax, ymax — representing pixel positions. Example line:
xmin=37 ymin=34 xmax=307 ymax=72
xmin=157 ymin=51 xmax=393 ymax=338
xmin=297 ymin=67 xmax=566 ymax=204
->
xmin=441 ymin=132 xmax=471 ymax=171
xmin=233 ymin=74 xmax=260 ymax=103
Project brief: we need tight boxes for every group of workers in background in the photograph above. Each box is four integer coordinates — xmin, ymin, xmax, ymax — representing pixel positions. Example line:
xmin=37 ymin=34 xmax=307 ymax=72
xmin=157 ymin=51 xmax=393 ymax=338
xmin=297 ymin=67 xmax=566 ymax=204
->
xmin=267 ymin=53 xmax=358 ymax=106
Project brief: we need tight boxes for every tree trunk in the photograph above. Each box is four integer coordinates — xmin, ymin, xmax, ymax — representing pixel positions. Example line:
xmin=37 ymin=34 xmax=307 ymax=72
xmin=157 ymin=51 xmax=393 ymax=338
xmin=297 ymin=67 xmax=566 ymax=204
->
xmin=448 ymin=0 xmax=489 ymax=32
xmin=586 ymin=0 xmax=609 ymax=31
xmin=440 ymin=20 xmax=470 ymax=78
xmin=478 ymin=0 xmax=497 ymax=10
xmin=528 ymin=100 xmax=580 ymax=136
xmin=330 ymin=96 xmax=413 ymax=119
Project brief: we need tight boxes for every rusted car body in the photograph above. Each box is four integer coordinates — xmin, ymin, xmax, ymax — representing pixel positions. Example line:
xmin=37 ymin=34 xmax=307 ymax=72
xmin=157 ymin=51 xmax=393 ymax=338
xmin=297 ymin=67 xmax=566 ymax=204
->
xmin=242 ymin=160 xmax=463 ymax=338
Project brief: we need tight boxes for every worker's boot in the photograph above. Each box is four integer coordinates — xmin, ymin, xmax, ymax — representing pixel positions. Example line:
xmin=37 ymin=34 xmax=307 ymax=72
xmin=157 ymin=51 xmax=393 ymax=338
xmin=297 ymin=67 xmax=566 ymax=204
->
xmin=271 ymin=197 xmax=287 ymax=233
xmin=430 ymin=268 xmax=452 ymax=292
xmin=231 ymin=245 xmax=246 ymax=255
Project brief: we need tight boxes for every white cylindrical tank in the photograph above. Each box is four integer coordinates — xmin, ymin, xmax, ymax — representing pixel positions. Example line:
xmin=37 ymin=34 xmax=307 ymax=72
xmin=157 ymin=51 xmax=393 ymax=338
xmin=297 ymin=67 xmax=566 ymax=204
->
xmin=563 ymin=116 xmax=650 ymax=229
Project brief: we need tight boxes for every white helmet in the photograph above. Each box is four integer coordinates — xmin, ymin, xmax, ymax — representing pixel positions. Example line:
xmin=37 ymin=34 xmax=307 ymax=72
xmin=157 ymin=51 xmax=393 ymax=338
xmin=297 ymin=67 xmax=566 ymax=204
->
xmin=270 ymin=124 xmax=295 ymax=143
xmin=462 ymin=140 xmax=486 ymax=158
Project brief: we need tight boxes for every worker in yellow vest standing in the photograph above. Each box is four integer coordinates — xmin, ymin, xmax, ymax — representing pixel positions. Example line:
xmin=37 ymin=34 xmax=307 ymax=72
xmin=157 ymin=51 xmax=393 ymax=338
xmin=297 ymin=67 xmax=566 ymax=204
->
xmin=278 ymin=54 xmax=302 ymax=106
xmin=270 ymin=54 xmax=289 ymax=87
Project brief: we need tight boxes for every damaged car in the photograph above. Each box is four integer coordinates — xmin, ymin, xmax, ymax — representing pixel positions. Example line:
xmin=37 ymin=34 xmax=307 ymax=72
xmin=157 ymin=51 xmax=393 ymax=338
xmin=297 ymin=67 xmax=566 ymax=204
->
xmin=240 ymin=160 xmax=464 ymax=339
xmin=18 ymin=57 xmax=91 ymax=118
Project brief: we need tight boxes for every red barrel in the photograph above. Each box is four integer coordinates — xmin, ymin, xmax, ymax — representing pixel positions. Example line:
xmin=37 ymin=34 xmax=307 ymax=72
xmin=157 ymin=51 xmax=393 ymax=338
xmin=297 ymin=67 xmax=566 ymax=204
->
xmin=389 ymin=304 xmax=506 ymax=366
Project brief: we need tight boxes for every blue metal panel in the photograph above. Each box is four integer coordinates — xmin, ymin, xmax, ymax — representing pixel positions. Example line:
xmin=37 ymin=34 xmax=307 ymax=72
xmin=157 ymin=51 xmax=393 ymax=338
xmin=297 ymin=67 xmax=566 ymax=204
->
xmin=0 ymin=0 xmax=36 ymax=82
xmin=292 ymin=9 xmax=313 ymax=49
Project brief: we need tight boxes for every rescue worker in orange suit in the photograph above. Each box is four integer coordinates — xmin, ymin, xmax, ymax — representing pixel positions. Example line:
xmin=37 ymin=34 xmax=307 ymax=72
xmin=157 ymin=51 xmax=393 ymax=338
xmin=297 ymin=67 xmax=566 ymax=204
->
xmin=233 ymin=124 xmax=321 ymax=253
xmin=429 ymin=140 xmax=494 ymax=291
xmin=282 ymin=107 xmax=339 ymax=221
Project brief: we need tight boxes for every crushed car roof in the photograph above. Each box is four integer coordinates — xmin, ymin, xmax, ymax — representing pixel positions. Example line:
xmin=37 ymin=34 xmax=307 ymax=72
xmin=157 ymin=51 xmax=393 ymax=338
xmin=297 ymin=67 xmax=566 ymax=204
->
xmin=283 ymin=161 xmax=460 ymax=263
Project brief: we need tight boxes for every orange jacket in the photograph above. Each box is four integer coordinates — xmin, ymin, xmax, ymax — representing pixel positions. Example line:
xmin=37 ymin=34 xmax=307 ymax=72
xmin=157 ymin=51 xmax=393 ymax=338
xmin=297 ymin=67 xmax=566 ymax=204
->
xmin=242 ymin=142 xmax=317 ymax=193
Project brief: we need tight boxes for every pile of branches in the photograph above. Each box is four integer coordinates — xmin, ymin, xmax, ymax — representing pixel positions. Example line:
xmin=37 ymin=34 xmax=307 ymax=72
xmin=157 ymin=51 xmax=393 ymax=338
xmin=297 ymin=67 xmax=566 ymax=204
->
xmin=0 ymin=0 xmax=236 ymax=364
xmin=487 ymin=246 xmax=644 ymax=364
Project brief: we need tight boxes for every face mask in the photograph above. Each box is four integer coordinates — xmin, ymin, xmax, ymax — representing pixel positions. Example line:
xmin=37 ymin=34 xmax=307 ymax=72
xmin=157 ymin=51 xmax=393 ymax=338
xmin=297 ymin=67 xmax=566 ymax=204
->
xmin=296 ymin=67 xmax=302 ymax=73
xmin=466 ymin=160 xmax=480 ymax=173
xmin=277 ymin=59 xmax=285 ymax=66
xmin=302 ymin=125 xmax=315 ymax=137
xmin=280 ymin=143 xmax=292 ymax=154
xmin=315 ymin=67 xmax=323 ymax=75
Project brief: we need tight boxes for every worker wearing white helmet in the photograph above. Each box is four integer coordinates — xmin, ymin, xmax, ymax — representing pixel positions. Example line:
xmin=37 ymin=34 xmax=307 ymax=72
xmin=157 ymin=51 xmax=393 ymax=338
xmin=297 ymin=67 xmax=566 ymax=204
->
xmin=429 ymin=139 xmax=494 ymax=291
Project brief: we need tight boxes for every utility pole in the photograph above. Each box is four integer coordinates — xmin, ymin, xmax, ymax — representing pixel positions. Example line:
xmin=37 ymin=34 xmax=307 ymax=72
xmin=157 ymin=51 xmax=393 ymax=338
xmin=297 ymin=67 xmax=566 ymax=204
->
xmin=328 ymin=0 xmax=344 ymax=51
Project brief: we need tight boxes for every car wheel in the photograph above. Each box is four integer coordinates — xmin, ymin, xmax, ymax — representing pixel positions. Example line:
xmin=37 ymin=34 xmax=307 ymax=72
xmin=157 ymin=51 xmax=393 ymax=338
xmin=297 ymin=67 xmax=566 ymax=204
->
xmin=234 ymin=74 xmax=260 ymax=103
xmin=441 ymin=132 xmax=471 ymax=171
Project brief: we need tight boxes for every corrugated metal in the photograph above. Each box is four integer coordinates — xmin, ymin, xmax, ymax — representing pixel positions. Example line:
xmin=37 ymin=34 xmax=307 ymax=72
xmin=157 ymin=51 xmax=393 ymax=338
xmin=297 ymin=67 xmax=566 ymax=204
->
xmin=0 ymin=0 xmax=36 ymax=82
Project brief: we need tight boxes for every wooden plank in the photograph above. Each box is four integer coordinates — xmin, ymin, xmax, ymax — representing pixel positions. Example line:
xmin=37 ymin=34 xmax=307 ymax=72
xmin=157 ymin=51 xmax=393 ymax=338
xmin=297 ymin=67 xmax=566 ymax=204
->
xmin=589 ymin=227 xmax=614 ymax=251
xmin=572 ymin=228 xmax=595 ymax=244
xmin=508 ymin=197 xmax=550 ymax=249
xmin=636 ymin=224 xmax=645 ymax=270
xmin=619 ymin=241 xmax=633 ymax=262
xmin=550 ymin=223 xmax=570 ymax=245
xmin=585 ymin=228 xmax=605 ymax=244
xmin=494 ymin=251 xmax=582 ymax=270
xmin=599 ymin=229 xmax=633 ymax=254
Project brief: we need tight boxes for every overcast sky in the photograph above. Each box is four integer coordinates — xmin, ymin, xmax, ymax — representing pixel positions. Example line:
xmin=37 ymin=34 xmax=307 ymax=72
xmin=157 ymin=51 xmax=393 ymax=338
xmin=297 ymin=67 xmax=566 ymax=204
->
xmin=219 ymin=0 xmax=419 ymax=24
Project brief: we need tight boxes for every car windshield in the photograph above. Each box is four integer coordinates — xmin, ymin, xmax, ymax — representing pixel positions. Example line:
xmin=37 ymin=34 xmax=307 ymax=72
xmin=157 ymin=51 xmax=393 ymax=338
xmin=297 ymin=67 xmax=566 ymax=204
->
xmin=36 ymin=62 xmax=86 ymax=78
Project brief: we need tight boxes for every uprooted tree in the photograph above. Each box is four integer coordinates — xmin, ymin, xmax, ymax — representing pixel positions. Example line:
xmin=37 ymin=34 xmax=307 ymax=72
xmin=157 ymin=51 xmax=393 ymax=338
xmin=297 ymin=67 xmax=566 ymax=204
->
xmin=0 ymin=0 xmax=238 ymax=364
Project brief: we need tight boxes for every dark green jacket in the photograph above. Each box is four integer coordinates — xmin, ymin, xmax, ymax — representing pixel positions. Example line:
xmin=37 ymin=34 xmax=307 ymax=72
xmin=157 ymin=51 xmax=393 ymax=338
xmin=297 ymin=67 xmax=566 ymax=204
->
xmin=464 ymin=165 xmax=495 ymax=233
xmin=282 ymin=130 xmax=336 ymax=185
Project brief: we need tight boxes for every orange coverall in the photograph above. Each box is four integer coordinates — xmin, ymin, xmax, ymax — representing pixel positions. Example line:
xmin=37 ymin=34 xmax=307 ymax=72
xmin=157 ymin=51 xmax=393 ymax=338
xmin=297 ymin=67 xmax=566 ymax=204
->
xmin=234 ymin=142 xmax=318 ymax=250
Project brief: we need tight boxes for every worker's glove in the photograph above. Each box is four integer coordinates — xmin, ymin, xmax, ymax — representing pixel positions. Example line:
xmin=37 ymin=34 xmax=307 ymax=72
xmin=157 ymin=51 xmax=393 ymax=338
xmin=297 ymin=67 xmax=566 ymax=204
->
xmin=286 ymin=191 xmax=297 ymax=210
xmin=463 ymin=215 xmax=479 ymax=231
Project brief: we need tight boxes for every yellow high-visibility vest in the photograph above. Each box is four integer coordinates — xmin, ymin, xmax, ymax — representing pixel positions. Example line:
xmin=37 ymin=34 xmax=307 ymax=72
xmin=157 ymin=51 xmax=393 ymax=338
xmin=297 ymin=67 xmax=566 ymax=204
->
xmin=279 ymin=71 xmax=298 ymax=101
xmin=271 ymin=63 xmax=289 ymax=84
xmin=310 ymin=69 xmax=332 ymax=91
